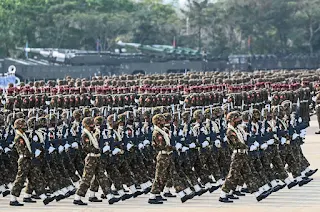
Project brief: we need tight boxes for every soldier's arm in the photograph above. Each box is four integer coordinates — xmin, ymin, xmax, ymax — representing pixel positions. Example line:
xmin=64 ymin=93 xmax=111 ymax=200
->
xmin=227 ymin=130 xmax=247 ymax=149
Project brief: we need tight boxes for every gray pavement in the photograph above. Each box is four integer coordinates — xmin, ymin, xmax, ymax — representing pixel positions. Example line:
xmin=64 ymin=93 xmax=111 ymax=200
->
xmin=1 ymin=117 xmax=319 ymax=212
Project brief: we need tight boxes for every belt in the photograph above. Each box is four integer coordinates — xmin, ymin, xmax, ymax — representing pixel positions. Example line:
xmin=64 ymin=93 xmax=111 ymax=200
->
xmin=233 ymin=149 xmax=247 ymax=154
xmin=88 ymin=153 xmax=101 ymax=157
xmin=159 ymin=150 xmax=173 ymax=155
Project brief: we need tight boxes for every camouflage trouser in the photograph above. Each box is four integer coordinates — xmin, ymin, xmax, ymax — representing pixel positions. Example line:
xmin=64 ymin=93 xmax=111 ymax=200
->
xmin=221 ymin=153 xmax=258 ymax=194
xmin=151 ymin=153 xmax=186 ymax=194
xmin=261 ymin=145 xmax=287 ymax=181
xmin=49 ymin=153 xmax=73 ymax=188
xmin=215 ymin=147 xmax=231 ymax=178
xmin=279 ymin=144 xmax=301 ymax=178
xmin=127 ymin=151 xmax=149 ymax=185
xmin=63 ymin=153 xmax=80 ymax=182
xmin=300 ymin=103 xmax=310 ymax=122
xmin=68 ymin=148 xmax=84 ymax=176
xmin=1 ymin=154 xmax=18 ymax=184
xmin=189 ymin=149 xmax=211 ymax=184
xmin=248 ymin=153 xmax=269 ymax=187
xmin=11 ymin=158 xmax=46 ymax=197
xmin=291 ymin=143 xmax=310 ymax=173
xmin=142 ymin=146 xmax=155 ymax=178
xmin=180 ymin=152 xmax=199 ymax=186
xmin=198 ymin=148 xmax=222 ymax=182
xmin=114 ymin=155 xmax=136 ymax=187
xmin=76 ymin=155 xmax=112 ymax=197
xmin=165 ymin=154 xmax=190 ymax=188
xmin=26 ymin=159 xmax=60 ymax=194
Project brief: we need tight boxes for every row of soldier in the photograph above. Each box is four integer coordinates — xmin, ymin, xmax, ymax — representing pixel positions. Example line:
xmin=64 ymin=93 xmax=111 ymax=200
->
xmin=0 ymin=70 xmax=318 ymax=206
xmin=0 ymin=99 xmax=317 ymax=205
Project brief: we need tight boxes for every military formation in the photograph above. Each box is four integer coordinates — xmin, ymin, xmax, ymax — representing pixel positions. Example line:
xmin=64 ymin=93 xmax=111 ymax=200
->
xmin=0 ymin=70 xmax=319 ymax=206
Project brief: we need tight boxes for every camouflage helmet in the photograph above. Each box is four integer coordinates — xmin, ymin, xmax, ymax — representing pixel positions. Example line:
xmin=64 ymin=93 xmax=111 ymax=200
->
xmin=94 ymin=116 xmax=104 ymax=126
xmin=82 ymin=117 xmax=94 ymax=128
xmin=27 ymin=117 xmax=37 ymax=129
xmin=204 ymin=108 xmax=211 ymax=119
xmin=252 ymin=109 xmax=261 ymax=121
xmin=38 ymin=117 xmax=47 ymax=128
xmin=14 ymin=118 xmax=27 ymax=130
xmin=226 ymin=111 xmax=241 ymax=122
xmin=181 ymin=111 xmax=190 ymax=121
xmin=242 ymin=110 xmax=251 ymax=121
xmin=193 ymin=109 xmax=203 ymax=120
xmin=73 ymin=109 xmax=82 ymax=120
xmin=163 ymin=113 xmax=172 ymax=123
xmin=152 ymin=114 xmax=164 ymax=126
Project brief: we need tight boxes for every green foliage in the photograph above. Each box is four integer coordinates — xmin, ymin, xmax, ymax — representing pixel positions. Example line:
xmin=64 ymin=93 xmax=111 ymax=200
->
xmin=1 ymin=0 xmax=320 ymax=57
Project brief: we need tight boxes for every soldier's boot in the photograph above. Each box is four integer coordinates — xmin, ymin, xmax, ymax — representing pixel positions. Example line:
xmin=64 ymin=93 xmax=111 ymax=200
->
xmin=233 ymin=191 xmax=245 ymax=196
xmin=89 ymin=197 xmax=103 ymax=202
xmin=2 ymin=190 xmax=10 ymax=197
xmin=227 ymin=194 xmax=239 ymax=200
xmin=219 ymin=197 xmax=233 ymax=203
xmin=55 ymin=194 xmax=65 ymax=202
xmin=314 ymin=131 xmax=320 ymax=134
xmin=287 ymin=180 xmax=299 ymax=189
xmin=148 ymin=198 xmax=163 ymax=204
xmin=156 ymin=195 xmax=167 ymax=201
xmin=148 ymin=194 xmax=163 ymax=204
xmin=73 ymin=200 xmax=88 ymax=205
xmin=299 ymin=178 xmax=313 ymax=187
xmin=43 ymin=196 xmax=55 ymax=205
xmin=209 ymin=185 xmax=220 ymax=193
xmin=23 ymin=198 xmax=37 ymax=203
xmin=241 ymin=188 xmax=250 ymax=193
xmin=31 ymin=194 xmax=41 ymax=199
xmin=163 ymin=192 xmax=176 ymax=197
xmin=10 ymin=201 xmax=24 ymax=206
xmin=306 ymin=169 xmax=318 ymax=177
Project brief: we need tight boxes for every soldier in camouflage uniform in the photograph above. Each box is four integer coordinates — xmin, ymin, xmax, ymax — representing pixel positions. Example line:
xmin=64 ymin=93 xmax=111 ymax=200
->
xmin=74 ymin=117 xmax=119 ymax=205
xmin=10 ymin=119 xmax=55 ymax=206
xmin=148 ymin=114 xmax=194 ymax=204
xmin=219 ymin=111 xmax=266 ymax=203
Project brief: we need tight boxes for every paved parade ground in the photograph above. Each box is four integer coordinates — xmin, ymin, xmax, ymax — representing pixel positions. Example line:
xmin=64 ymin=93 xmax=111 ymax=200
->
xmin=1 ymin=117 xmax=319 ymax=212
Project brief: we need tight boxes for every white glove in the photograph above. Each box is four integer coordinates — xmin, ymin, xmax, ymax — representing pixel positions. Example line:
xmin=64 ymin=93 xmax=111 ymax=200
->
xmin=300 ymin=129 xmax=306 ymax=134
xmin=260 ymin=127 xmax=265 ymax=134
xmin=138 ymin=143 xmax=144 ymax=150
xmin=58 ymin=145 xmax=64 ymax=153
xmin=260 ymin=143 xmax=268 ymax=150
xmin=250 ymin=145 xmax=257 ymax=151
xmin=35 ymin=149 xmax=41 ymax=157
xmin=127 ymin=143 xmax=133 ymax=151
xmin=280 ymin=137 xmax=287 ymax=145
xmin=175 ymin=142 xmax=183 ymax=150
xmin=64 ymin=143 xmax=71 ymax=150
xmin=0 ymin=146 xmax=3 ymax=151
xmin=71 ymin=142 xmax=79 ymax=149
xmin=143 ymin=140 xmax=150 ymax=145
xmin=312 ymin=96 xmax=317 ymax=102
xmin=135 ymin=131 xmax=140 ymax=136
xmin=112 ymin=148 xmax=121 ymax=155
xmin=181 ymin=146 xmax=189 ymax=152
xmin=4 ymin=147 xmax=11 ymax=153
xmin=33 ymin=135 xmax=38 ymax=142
xmin=189 ymin=143 xmax=196 ymax=149
xmin=202 ymin=140 xmax=209 ymax=148
xmin=254 ymin=141 xmax=260 ymax=147
xmin=178 ymin=130 xmax=184 ymax=136
xmin=215 ymin=139 xmax=221 ymax=148
xmin=267 ymin=139 xmax=275 ymax=145
xmin=300 ymin=133 xmax=306 ymax=138
xmin=292 ymin=133 xmax=299 ymax=140
xmin=223 ymin=136 xmax=227 ymax=142
xmin=9 ymin=143 xmax=14 ymax=148
xmin=4 ymin=133 xmax=8 ymax=138
xmin=102 ymin=130 xmax=108 ymax=139
xmin=298 ymin=117 xmax=302 ymax=123
xmin=64 ymin=131 xmax=69 ymax=139
xmin=290 ymin=119 xmax=294 ymax=126
xmin=48 ymin=146 xmax=55 ymax=154
xmin=103 ymin=145 xmax=110 ymax=153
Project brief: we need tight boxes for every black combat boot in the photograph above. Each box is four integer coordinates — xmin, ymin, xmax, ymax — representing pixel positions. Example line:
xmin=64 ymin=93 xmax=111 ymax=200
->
xmin=219 ymin=197 xmax=233 ymax=203
xmin=233 ymin=191 xmax=245 ymax=196
xmin=163 ymin=192 xmax=176 ymax=197
xmin=43 ymin=196 xmax=55 ymax=205
xmin=89 ymin=197 xmax=103 ymax=202
xmin=73 ymin=199 xmax=88 ymax=205
xmin=10 ymin=201 xmax=24 ymax=206
xmin=23 ymin=197 xmax=37 ymax=203
xmin=148 ymin=198 xmax=163 ymax=204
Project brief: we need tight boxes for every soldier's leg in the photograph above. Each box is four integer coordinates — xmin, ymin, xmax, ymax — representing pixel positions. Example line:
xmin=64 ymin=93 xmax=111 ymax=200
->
xmin=76 ymin=156 xmax=97 ymax=197
xmin=150 ymin=155 xmax=171 ymax=195
xmin=221 ymin=155 xmax=242 ymax=195
xmin=270 ymin=147 xmax=289 ymax=181
xmin=11 ymin=158 xmax=30 ymax=198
